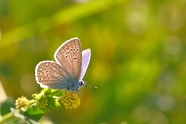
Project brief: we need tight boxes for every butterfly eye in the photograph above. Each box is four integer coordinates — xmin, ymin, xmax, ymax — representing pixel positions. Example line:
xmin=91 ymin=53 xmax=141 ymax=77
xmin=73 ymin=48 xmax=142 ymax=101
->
xmin=80 ymin=81 xmax=84 ymax=86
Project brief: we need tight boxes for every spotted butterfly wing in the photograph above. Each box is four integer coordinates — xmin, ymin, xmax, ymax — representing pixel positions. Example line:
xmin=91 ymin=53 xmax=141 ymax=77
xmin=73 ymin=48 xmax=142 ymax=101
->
xmin=35 ymin=61 xmax=72 ymax=89
xmin=35 ymin=38 xmax=83 ymax=90
xmin=54 ymin=38 xmax=82 ymax=80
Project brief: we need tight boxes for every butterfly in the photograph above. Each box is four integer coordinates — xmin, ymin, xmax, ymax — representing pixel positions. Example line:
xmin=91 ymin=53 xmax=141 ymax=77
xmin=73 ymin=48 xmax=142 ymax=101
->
xmin=35 ymin=37 xmax=91 ymax=91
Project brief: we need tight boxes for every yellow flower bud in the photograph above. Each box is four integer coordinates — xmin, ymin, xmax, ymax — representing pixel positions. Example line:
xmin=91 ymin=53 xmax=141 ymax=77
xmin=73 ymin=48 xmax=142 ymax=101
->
xmin=35 ymin=95 xmax=48 ymax=110
xmin=60 ymin=91 xmax=80 ymax=109
xmin=15 ymin=96 xmax=29 ymax=112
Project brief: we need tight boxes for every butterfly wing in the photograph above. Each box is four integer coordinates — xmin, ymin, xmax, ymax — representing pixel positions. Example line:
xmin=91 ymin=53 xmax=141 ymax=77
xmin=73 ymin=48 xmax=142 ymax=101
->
xmin=54 ymin=38 xmax=82 ymax=80
xmin=80 ymin=49 xmax=91 ymax=80
xmin=35 ymin=61 xmax=72 ymax=89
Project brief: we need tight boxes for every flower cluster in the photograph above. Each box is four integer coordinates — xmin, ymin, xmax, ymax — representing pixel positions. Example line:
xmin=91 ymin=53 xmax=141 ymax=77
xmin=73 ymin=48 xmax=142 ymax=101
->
xmin=15 ymin=89 xmax=81 ymax=117
xmin=60 ymin=91 xmax=80 ymax=109
xmin=15 ymin=96 xmax=29 ymax=113
xmin=34 ymin=95 xmax=48 ymax=110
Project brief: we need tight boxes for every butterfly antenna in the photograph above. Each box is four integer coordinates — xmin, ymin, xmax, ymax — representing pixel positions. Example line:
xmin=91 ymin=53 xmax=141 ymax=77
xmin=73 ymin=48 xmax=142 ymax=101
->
xmin=84 ymin=81 xmax=97 ymax=89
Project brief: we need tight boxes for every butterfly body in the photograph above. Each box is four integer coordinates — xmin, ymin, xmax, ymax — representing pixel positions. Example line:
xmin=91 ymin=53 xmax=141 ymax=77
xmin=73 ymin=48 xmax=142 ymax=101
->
xmin=48 ymin=76 xmax=84 ymax=92
xmin=35 ymin=38 xmax=90 ymax=92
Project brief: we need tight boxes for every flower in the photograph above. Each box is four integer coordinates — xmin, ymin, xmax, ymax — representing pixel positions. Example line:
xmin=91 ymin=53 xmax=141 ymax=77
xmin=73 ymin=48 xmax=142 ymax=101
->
xmin=34 ymin=94 xmax=48 ymax=110
xmin=15 ymin=96 xmax=29 ymax=112
xmin=60 ymin=91 xmax=80 ymax=109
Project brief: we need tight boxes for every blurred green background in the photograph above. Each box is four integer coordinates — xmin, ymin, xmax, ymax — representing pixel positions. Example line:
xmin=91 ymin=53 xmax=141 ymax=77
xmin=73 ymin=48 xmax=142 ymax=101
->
xmin=0 ymin=0 xmax=186 ymax=123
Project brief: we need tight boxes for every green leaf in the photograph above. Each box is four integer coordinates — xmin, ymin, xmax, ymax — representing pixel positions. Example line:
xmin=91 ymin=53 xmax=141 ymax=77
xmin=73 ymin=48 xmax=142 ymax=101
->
xmin=25 ymin=107 xmax=44 ymax=123
xmin=50 ymin=89 xmax=63 ymax=97
xmin=42 ymin=88 xmax=62 ymax=97
xmin=48 ymin=97 xmax=61 ymax=108
xmin=26 ymin=107 xmax=44 ymax=116
xmin=11 ymin=107 xmax=44 ymax=123
xmin=1 ymin=98 xmax=15 ymax=116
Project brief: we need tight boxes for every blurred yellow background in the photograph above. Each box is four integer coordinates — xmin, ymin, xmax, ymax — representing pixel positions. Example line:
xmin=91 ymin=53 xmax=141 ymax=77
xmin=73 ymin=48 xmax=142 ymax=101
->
xmin=0 ymin=0 xmax=186 ymax=123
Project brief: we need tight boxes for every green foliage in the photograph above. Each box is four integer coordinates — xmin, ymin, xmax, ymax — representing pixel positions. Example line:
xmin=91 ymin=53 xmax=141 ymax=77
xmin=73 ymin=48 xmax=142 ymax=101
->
xmin=11 ymin=108 xmax=42 ymax=124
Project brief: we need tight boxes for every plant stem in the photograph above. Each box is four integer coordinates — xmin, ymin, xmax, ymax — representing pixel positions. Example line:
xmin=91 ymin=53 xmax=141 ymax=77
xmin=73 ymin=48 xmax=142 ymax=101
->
xmin=0 ymin=112 xmax=14 ymax=124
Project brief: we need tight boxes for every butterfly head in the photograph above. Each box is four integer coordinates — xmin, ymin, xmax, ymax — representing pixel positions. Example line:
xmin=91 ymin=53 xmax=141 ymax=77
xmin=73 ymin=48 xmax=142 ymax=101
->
xmin=75 ymin=80 xmax=85 ymax=91
xmin=79 ymin=80 xmax=85 ymax=89
xmin=66 ymin=79 xmax=85 ymax=92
